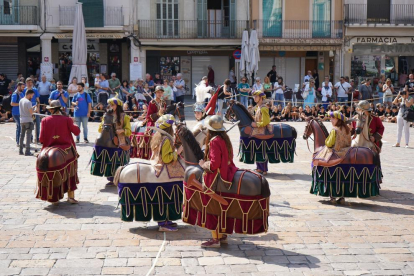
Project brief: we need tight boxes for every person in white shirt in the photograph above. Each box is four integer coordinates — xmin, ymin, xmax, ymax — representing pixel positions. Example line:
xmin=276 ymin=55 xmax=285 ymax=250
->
xmin=321 ymin=76 xmax=333 ymax=89
xmin=272 ymin=77 xmax=286 ymax=108
xmin=334 ymin=76 xmax=352 ymax=105
xmin=229 ymin=67 xmax=236 ymax=88
xmin=321 ymin=81 xmax=333 ymax=109
xmin=37 ymin=75 xmax=51 ymax=113
xmin=304 ymin=70 xmax=313 ymax=83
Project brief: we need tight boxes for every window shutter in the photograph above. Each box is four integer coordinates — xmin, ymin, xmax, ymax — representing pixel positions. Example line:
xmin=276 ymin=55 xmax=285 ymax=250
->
xmin=79 ymin=0 xmax=104 ymax=27
xmin=197 ymin=0 xmax=206 ymax=37
xmin=229 ymin=0 xmax=236 ymax=37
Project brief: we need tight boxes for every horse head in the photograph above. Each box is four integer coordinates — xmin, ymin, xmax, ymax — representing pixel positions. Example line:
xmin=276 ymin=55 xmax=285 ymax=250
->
xmin=175 ymin=123 xmax=204 ymax=167
xmin=303 ymin=117 xmax=329 ymax=151
xmin=225 ymin=100 xmax=253 ymax=128
xmin=166 ymin=102 xmax=186 ymax=123
xmin=95 ymin=112 xmax=117 ymax=148
xmin=354 ymin=112 xmax=366 ymax=135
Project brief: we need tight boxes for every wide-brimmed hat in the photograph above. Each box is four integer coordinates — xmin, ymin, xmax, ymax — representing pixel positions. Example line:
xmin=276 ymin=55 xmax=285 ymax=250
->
xmin=107 ymin=97 xmax=123 ymax=107
xmin=46 ymin=100 xmax=62 ymax=110
xmin=357 ymin=100 xmax=372 ymax=112
xmin=205 ymin=115 xmax=226 ymax=132
xmin=193 ymin=103 xmax=205 ymax=113
xmin=156 ymin=114 xmax=175 ymax=130
xmin=155 ymin=85 xmax=164 ymax=92
xmin=328 ymin=111 xmax=346 ymax=122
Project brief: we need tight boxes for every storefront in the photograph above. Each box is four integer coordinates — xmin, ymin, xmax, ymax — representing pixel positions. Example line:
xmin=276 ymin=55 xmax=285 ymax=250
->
xmin=347 ymin=37 xmax=414 ymax=88
xmin=52 ymin=34 xmax=128 ymax=85
xmin=258 ymin=44 xmax=341 ymax=89
xmin=146 ymin=49 xmax=237 ymax=94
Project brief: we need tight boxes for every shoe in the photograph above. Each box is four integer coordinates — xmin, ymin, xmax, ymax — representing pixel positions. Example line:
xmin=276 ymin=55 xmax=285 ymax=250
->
xmin=84 ymin=139 xmax=89 ymax=143
xmin=219 ymin=235 xmax=228 ymax=244
xmin=336 ymin=197 xmax=346 ymax=204
xmin=329 ymin=198 xmax=337 ymax=204
xmin=76 ymin=139 xmax=80 ymax=143
xmin=392 ymin=143 xmax=400 ymax=147
xmin=19 ymin=151 xmax=23 ymax=155
xmin=68 ymin=198 xmax=79 ymax=204
xmin=255 ymin=169 xmax=264 ymax=174
xmin=25 ymin=152 xmax=34 ymax=156
xmin=406 ymin=145 xmax=409 ymax=148
xmin=201 ymin=238 xmax=220 ymax=248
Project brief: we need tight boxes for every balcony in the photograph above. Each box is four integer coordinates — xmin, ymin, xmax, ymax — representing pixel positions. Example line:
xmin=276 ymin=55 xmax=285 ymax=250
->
xmin=137 ymin=20 xmax=248 ymax=39
xmin=345 ymin=4 xmax=414 ymax=25
xmin=59 ymin=6 xmax=123 ymax=27
xmin=256 ymin=20 xmax=343 ymax=39
xmin=0 ymin=6 xmax=38 ymax=25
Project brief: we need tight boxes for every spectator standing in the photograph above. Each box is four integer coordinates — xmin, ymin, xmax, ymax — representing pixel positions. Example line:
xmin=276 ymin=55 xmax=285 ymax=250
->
xmin=11 ymin=82 xmax=25 ymax=146
xmin=108 ymin=73 xmax=121 ymax=98
xmin=97 ymin=74 xmax=109 ymax=95
xmin=321 ymin=80 xmax=333 ymax=109
xmin=263 ymin=76 xmax=272 ymax=99
xmin=303 ymin=79 xmax=317 ymax=108
xmin=405 ymin=73 xmax=414 ymax=98
xmin=37 ymin=75 xmax=51 ymax=113
xmin=119 ymin=80 xmax=130 ymax=102
xmin=267 ymin=65 xmax=278 ymax=83
xmin=334 ymin=77 xmax=352 ymax=104
xmin=237 ymin=77 xmax=251 ymax=107
xmin=383 ymin=78 xmax=395 ymax=107
xmin=67 ymin=77 xmax=78 ymax=103
xmin=304 ymin=70 xmax=313 ymax=83
xmin=392 ymin=89 xmax=413 ymax=148
xmin=49 ymin=81 xmax=69 ymax=111
xmin=153 ymin=73 xmax=162 ymax=86
xmin=174 ymin=73 xmax=186 ymax=103
xmin=23 ymin=78 xmax=40 ymax=143
xmin=360 ymin=79 xmax=373 ymax=101
xmin=145 ymin=73 xmax=155 ymax=91
xmin=313 ymin=69 xmax=320 ymax=89
xmin=376 ymin=75 xmax=385 ymax=104
xmin=50 ymin=79 xmax=57 ymax=91
xmin=273 ymin=77 xmax=285 ymax=108
xmin=72 ymin=83 xmax=92 ymax=143
xmin=135 ymin=79 xmax=144 ymax=94
xmin=0 ymin=73 xmax=10 ymax=103
xmin=162 ymin=79 xmax=173 ymax=106
xmin=207 ymin=65 xmax=215 ymax=86
xmin=169 ymin=80 xmax=177 ymax=103
xmin=229 ymin=67 xmax=236 ymax=89
xmin=19 ymin=89 xmax=36 ymax=156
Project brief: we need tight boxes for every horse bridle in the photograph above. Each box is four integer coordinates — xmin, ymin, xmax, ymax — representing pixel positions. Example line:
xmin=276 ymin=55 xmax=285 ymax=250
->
xmin=226 ymin=102 xmax=250 ymax=128
xmin=174 ymin=124 xmax=199 ymax=166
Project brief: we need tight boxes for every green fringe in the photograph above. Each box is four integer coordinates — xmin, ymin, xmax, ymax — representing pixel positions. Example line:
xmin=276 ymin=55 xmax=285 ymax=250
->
xmin=90 ymin=149 xmax=130 ymax=177
xmin=239 ymin=139 xmax=296 ymax=164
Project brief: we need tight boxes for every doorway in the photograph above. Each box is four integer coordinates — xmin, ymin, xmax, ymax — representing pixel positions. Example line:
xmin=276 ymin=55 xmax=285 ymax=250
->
xmin=305 ymin=59 xmax=317 ymax=76
xmin=198 ymin=0 xmax=235 ymax=38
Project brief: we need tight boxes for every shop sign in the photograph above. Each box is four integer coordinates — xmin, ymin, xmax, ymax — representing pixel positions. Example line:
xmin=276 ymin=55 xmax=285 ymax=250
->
xmin=59 ymin=42 xmax=99 ymax=52
xmin=55 ymin=33 xmax=124 ymax=39
xmin=260 ymin=38 xmax=342 ymax=45
xmin=352 ymin=37 xmax=414 ymax=44
xmin=186 ymin=50 xmax=208 ymax=55
xmin=353 ymin=44 xmax=414 ymax=54
xmin=259 ymin=45 xmax=341 ymax=51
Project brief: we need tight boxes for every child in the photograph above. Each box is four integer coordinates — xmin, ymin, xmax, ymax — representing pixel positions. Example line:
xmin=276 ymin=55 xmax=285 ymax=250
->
xmin=318 ymin=106 xmax=327 ymax=121
xmin=384 ymin=106 xmax=392 ymax=122
xmin=298 ymin=106 xmax=304 ymax=121
xmin=281 ymin=105 xmax=292 ymax=121
xmin=303 ymin=105 xmax=313 ymax=118
xmin=389 ymin=105 xmax=398 ymax=123
xmin=291 ymin=106 xmax=299 ymax=121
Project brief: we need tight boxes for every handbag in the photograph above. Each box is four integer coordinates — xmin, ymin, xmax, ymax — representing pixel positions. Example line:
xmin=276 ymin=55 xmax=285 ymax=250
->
xmin=403 ymin=107 xmax=414 ymax=122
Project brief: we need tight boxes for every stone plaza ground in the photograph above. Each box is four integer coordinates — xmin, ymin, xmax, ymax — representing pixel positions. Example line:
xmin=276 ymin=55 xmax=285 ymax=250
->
xmin=1 ymin=109 xmax=414 ymax=276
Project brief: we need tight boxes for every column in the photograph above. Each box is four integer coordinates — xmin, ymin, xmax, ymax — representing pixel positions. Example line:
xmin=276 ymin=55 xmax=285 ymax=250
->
xmin=40 ymin=34 xmax=54 ymax=81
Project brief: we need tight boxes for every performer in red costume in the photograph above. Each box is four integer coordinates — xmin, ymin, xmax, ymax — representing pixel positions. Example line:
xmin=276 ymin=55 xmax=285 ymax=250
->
xmin=36 ymin=100 xmax=80 ymax=204
xmin=146 ymin=86 xmax=166 ymax=127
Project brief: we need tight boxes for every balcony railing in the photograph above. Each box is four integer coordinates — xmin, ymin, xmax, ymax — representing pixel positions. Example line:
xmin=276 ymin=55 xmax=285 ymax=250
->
xmin=0 ymin=6 xmax=38 ymax=25
xmin=345 ymin=4 xmax=414 ymax=25
xmin=137 ymin=20 xmax=248 ymax=39
xmin=256 ymin=20 xmax=343 ymax=39
xmin=59 ymin=6 xmax=123 ymax=27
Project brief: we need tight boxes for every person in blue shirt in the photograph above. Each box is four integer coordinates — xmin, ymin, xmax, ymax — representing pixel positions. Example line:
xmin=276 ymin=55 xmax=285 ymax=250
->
xmin=72 ymin=82 xmax=92 ymax=143
xmin=49 ymin=81 xmax=69 ymax=111
xmin=23 ymin=78 xmax=40 ymax=143
xmin=10 ymin=82 xmax=25 ymax=146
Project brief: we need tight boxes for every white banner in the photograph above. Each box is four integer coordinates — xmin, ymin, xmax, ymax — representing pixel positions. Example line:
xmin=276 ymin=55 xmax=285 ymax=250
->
xmin=40 ymin=63 xmax=54 ymax=81
xmin=130 ymin=63 xmax=142 ymax=81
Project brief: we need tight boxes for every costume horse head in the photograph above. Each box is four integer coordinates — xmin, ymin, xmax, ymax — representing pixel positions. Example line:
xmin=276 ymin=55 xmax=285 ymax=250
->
xmin=351 ymin=112 xmax=376 ymax=149
xmin=95 ymin=111 xmax=117 ymax=148
xmin=166 ymin=102 xmax=186 ymax=123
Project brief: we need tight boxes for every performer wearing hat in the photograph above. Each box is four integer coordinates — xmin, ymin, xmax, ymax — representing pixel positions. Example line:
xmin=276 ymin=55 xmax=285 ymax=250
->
xmin=150 ymin=114 xmax=185 ymax=231
xmin=198 ymin=115 xmax=238 ymax=247
xmin=91 ymin=98 xmax=131 ymax=184
xmin=251 ymin=90 xmax=271 ymax=175
xmin=192 ymin=103 xmax=206 ymax=133
xmin=352 ymin=100 xmax=384 ymax=153
xmin=146 ymin=86 xmax=166 ymax=127
xmin=36 ymin=100 xmax=80 ymax=204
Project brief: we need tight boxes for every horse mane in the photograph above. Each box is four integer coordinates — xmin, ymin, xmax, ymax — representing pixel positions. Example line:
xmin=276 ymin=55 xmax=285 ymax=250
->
xmin=166 ymin=103 xmax=176 ymax=114
xmin=233 ymin=101 xmax=254 ymax=121
xmin=178 ymin=125 xmax=204 ymax=161
xmin=313 ymin=118 xmax=329 ymax=137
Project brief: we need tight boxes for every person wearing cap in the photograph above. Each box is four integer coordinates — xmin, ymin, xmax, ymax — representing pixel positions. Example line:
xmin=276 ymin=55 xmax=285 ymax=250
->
xmin=351 ymin=100 xmax=384 ymax=152
xmin=314 ymin=111 xmax=351 ymax=204
xmin=251 ymin=90 xmax=270 ymax=175
xmin=108 ymin=73 xmax=121 ymax=98
xmin=37 ymin=100 xmax=81 ymax=204
xmin=150 ymin=114 xmax=184 ymax=232
xmin=92 ymin=97 xmax=131 ymax=184
xmin=146 ymin=85 xmax=166 ymax=127
xmin=198 ymin=115 xmax=238 ymax=247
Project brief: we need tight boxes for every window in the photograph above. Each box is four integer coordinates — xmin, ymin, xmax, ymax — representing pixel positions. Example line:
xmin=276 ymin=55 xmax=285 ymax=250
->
xmin=367 ymin=0 xmax=390 ymax=23
xmin=262 ymin=0 xmax=282 ymax=37
xmin=313 ymin=0 xmax=331 ymax=38
xmin=156 ymin=0 xmax=179 ymax=38
xmin=79 ymin=0 xmax=104 ymax=28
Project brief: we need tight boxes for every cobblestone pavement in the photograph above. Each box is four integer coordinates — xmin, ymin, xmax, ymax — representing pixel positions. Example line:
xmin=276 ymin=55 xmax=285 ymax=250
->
xmin=1 ymin=110 xmax=414 ymax=276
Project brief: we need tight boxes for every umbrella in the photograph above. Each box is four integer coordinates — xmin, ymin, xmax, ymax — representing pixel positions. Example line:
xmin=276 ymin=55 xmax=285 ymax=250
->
xmin=249 ymin=30 xmax=260 ymax=76
xmin=68 ymin=3 xmax=88 ymax=85
xmin=240 ymin=30 xmax=250 ymax=78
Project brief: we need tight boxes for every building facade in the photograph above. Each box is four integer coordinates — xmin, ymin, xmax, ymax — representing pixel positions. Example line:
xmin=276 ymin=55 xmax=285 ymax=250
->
xmin=343 ymin=0 xmax=414 ymax=88
xmin=251 ymin=0 xmax=344 ymax=88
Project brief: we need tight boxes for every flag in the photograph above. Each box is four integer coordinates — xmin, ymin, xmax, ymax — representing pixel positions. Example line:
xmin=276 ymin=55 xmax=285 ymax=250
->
xmin=205 ymin=86 xmax=221 ymax=115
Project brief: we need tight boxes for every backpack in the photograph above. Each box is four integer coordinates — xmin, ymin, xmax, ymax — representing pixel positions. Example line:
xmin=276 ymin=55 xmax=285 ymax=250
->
xmin=1 ymin=92 xmax=14 ymax=112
